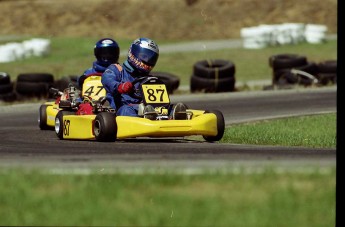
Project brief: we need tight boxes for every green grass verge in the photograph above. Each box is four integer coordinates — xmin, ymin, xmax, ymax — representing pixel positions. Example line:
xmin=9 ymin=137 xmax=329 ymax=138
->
xmin=221 ymin=113 xmax=336 ymax=148
xmin=0 ymin=167 xmax=335 ymax=226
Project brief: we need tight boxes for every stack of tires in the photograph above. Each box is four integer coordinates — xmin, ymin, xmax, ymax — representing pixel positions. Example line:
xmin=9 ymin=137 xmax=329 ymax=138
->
xmin=315 ymin=60 xmax=337 ymax=85
xmin=0 ymin=72 xmax=16 ymax=102
xmin=53 ymin=75 xmax=79 ymax=91
xmin=15 ymin=73 xmax=55 ymax=100
xmin=269 ymin=54 xmax=337 ymax=87
xmin=150 ymin=71 xmax=180 ymax=94
xmin=190 ymin=59 xmax=236 ymax=93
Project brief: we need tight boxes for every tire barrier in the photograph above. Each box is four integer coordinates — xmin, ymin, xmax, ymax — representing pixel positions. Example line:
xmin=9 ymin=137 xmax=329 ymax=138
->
xmin=269 ymin=54 xmax=336 ymax=88
xmin=190 ymin=74 xmax=235 ymax=93
xmin=190 ymin=59 xmax=236 ymax=93
xmin=0 ymin=72 xmax=17 ymax=102
xmin=150 ymin=71 xmax=180 ymax=94
xmin=15 ymin=72 xmax=54 ymax=100
xmin=315 ymin=60 xmax=337 ymax=85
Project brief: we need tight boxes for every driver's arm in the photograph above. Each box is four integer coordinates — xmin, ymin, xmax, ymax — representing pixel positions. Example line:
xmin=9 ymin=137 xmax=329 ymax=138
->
xmin=101 ymin=65 xmax=122 ymax=96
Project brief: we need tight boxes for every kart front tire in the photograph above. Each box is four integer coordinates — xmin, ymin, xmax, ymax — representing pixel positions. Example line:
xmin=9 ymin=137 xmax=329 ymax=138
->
xmin=55 ymin=110 xmax=75 ymax=139
xmin=38 ymin=104 xmax=52 ymax=130
xmin=94 ymin=112 xmax=117 ymax=142
xmin=203 ymin=109 xmax=225 ymax=142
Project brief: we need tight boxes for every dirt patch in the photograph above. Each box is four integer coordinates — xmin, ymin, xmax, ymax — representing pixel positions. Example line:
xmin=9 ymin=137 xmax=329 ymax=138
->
xmin=0 ymin=0 xmax=337 ymax=40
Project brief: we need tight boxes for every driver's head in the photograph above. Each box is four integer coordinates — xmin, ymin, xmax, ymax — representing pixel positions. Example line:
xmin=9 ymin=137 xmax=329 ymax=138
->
xmin=125 ymin=38 xmax=159 ymax=75
xmin=94 ymin=38 xmax=120 ymax=66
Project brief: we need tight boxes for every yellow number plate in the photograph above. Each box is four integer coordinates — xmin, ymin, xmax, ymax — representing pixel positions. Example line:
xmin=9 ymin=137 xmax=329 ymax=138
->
xmin=82 ymin=76 xmax=106 ymax=99
xmin=142 ymin=84 xmax=170 ymax=104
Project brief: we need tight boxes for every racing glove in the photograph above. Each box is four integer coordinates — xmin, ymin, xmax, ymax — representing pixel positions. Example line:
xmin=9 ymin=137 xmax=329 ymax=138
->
xmin=117 ymin=82 xmax=133 ymax=94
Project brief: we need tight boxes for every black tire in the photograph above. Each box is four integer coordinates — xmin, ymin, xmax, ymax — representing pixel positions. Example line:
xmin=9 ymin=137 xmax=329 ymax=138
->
xmin=0 ymin=72 xmax=11 ymax=85
xmin=190 ymin=74 xmax=236 ymax=93
xmin=38 ymin=104 xmax=53 ymax=130
xmin=93 ymin=112 xmax=117 ymax=142
xmin=0 ymin=82 xmax=14 ymax=94
xmin=317 ymin=60 xmax=337 ymax=73
xmin=193 ymin=59 xmax=235 ymax=79
xmin=0 ymin=92 xmax=17 ymax=102
xmin=55 ymin=110 xmax=75 ymax=139
xmin=150 ymin=71 xmax=180 ymax=94
xmin=273 ymin=62 xmax=317 ymax=86
xmin=273 ymin=70 xmax=298 ymax=85
xmin=17 ymin=73 xmax=54 ymax=83
xmin=15 ymin=81 xmax=50 ymax=97
xmin=273 ymin=69 xmax=295 ymax=84
xmin=54 ymin=76 xmax=72 ymax=91
xmin=293 ymin=62 xmax=318 ymax=86
xmin=203 ymin=109 xmax=225 ymax=142
xmin=269 ymin=54 xmax=307 ymax=70
xmin=316 ymin=73 xmax=337 ymax=85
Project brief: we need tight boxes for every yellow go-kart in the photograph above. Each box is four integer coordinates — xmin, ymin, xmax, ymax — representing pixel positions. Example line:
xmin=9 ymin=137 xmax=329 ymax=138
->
xmin=54 ymin=76 xmax=225 ymax=142
xmin=38 ymin=73 xmax=105 ymax=130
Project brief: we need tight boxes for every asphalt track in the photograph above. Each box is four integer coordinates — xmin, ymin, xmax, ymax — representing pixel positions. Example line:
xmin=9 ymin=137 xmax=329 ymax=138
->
xmin=0 ymin=86 xmax=336 ymax=172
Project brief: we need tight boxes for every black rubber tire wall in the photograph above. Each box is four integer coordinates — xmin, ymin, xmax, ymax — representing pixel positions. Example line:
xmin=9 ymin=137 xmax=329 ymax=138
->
xmin=0 ymin=82 xmax=14 ymax=94
xmin=190 ymin=74 xmax=235 ymax=93
xmin=150 ymin=71 xmax=180 ymax=94
xmin=269 ymin=54 xmax=307 ymax=70
xmin=15 ymin=81 xmax=50 ymax=96
xmin=193 ymin=59 xmax=235 ymax=79
xmin=0 ymin=72 xmax=11 ymax=85
xmin=17 ymin=73 xmax=54 ymax=83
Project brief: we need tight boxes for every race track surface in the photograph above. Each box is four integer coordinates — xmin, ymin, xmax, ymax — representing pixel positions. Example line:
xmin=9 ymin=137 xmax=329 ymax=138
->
xmin=0 ymin=86 xmax=336 ymax=171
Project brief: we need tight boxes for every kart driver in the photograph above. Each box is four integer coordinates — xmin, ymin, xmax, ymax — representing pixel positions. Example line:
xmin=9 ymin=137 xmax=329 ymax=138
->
xmin=77 ymin=38 xmax=120 ymax=88
xmin=101 ymin=37 xmax=188 ymax=120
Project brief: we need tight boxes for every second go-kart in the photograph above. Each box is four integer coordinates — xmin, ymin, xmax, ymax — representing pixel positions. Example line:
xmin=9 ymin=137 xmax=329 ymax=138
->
xmin=54 ymin=76 xmax=225 ymax=142
xmin=38 ymin=73 xmax=105 ymax=130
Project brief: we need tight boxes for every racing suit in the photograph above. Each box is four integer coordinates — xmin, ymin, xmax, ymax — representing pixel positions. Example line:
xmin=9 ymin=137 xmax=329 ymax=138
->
xmin=101 ymin=61 xmax=142 ymax=116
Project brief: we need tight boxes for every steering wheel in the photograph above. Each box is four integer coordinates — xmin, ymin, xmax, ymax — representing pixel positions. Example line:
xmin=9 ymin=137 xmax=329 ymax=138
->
xmin=129 ymin=76 xmax=160 ymax=99
xmin=129 ymin=76 xmax=147 ymax=99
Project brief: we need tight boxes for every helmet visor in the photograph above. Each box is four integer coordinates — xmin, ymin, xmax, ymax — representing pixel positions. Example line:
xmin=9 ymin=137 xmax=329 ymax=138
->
xmin=131 ymin=45 xmax=158 ymax=66
xmin=95 ymin=46 xmax=119 ymax=62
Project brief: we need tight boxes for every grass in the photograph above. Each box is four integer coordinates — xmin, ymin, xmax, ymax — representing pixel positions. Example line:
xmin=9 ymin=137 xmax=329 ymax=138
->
xmin=0 ymin=167 xmax=336 ymax=226
xmin=221 ymin=113 xmax=336 ymax=148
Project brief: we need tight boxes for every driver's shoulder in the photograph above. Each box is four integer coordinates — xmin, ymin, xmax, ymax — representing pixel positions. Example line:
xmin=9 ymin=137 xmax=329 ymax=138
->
xmin=112 ymin=63 xmax=123 ymax=72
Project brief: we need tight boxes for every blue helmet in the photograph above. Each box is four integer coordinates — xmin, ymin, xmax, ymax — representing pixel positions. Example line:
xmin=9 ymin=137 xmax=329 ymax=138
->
xmin=126 ymin=37 xmax=159 ymax=74
xmin=94 ymin=38 xmax=120 ymax=66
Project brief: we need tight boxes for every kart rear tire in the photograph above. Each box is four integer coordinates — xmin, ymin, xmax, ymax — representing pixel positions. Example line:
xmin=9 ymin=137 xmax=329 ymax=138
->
xmin=94 ymin=112 xmax=117 ymax=142
xmin=203 ymin=109 xmax=225 ymax=142
xmin=55 ymin=110 xmax=75 ymax=139
xmin=38 ymin=104 xmax=53 ymax=130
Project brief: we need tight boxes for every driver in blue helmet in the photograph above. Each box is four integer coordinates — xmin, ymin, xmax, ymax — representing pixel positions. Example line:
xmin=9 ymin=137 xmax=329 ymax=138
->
xmin=77 ymin=38 xmax=120 ymax=88
xmin=101 ymin=37 xmax=159 ymax=117
xmin=102 ymin=37 xmax=188 ymax=120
